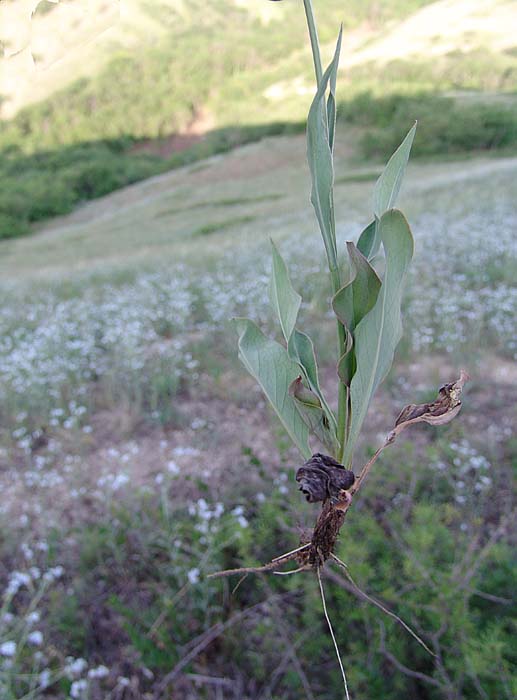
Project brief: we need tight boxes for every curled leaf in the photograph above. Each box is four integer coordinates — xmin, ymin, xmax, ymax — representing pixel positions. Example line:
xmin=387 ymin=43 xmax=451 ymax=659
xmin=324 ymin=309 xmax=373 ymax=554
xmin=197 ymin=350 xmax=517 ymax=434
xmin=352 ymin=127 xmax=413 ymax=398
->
xmin=342 ymin=209 xmax=414 ymax=468
xmin=394 ymin=370 xmax=470 ymax=431
xmin=333 ymin=242 xmax=381 ymax=332
xmin=289 ymin=377 xmax=339 ymax=454
xmin=288 ymin=329 xmax=337 ymax=433
xmin=296 ymin=453 xmax=355 ymax=504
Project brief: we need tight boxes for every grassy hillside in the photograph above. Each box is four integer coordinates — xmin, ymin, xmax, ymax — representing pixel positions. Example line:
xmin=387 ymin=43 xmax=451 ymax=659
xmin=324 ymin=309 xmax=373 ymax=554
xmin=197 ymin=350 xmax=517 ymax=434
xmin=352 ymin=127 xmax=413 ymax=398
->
xmin=0 ymin=0 xmax=516 ymax=239
xmin=1 ymin=0 xmax=436 ymax=128
xmin=2 ymin=0 xmax=515 ymax=147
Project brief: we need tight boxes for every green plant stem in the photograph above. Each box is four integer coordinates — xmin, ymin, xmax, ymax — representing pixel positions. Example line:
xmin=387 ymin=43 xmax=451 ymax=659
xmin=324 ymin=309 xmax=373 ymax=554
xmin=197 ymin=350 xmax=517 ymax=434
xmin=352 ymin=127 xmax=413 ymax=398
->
xmin=303 ymin=0 xmax=347 ymax=461
xmin=330 ymin=265 xmax=348 ymax=463
xmin=336 ymin=358 xmax=348 ymax=463
xmin=303 ymin=0 xmax=323 ymax=86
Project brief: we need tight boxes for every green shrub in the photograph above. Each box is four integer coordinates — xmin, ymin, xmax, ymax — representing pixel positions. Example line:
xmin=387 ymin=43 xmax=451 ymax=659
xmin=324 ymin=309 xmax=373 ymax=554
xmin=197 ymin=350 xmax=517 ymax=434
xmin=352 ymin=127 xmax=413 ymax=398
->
xmin=339 ymin=91 xmax=517 ymax=158
xmin=0 ymin=212 xmax=29 ymax=239
xmin=0 ymin=143 xmax=165 ymax=238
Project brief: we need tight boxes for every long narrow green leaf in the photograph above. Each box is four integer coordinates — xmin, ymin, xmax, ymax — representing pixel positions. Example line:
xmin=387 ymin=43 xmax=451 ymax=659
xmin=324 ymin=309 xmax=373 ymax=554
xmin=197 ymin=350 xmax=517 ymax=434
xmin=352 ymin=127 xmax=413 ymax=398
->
xmin=358 ymin=124 xmax=416 ymax=260
xmin=233 ymin=319 xmax=311 ymax=458
xmin=342 ymin=210 xmax=414 ymax=467
xmin=267 ymin=242 xmax=337 ymax=436
xmin=289 ymin=377 xmax=339 ymax=454
xmin=269 ymin=240 xmax=301 ymax=344
xmin=373 ymin=123 xmax=416 ymax=218
xmin=288 ymin=329 xmax=337 ymax=433
xmin=307 ymin=27 xmax=342 ymax=271
xmin=326 ymin=24 xmax=342 ymax=152
xmin=357 ymin=219 xmax=377 ymax=260
xmin=336 ymin=327 xmax=354 ymax=385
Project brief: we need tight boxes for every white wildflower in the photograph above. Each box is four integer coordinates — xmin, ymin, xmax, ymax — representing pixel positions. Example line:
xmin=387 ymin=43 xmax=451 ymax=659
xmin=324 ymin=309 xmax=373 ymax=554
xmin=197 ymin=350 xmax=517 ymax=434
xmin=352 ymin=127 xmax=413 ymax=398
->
xmin=88 ymin=665 xmax=109 ymax=679
xmin=65 ymin=657 xmax=87 ymax=678
xmin=0 ymin=641 xmax=16 ymax=657
xmin=26 ymin=610 xmax=41 ymax=625
xmin=187 ymin=568 xmax=200 ymax=585
xmin=27 ymin=630 xmax=43 ymax=646
xmin=166 ymin=460 xmax=180 ymax=475
xmin=39 ymin=669 xmax=52 ymax=688
xmin=70 ymin=678 xmax=88 ymax=698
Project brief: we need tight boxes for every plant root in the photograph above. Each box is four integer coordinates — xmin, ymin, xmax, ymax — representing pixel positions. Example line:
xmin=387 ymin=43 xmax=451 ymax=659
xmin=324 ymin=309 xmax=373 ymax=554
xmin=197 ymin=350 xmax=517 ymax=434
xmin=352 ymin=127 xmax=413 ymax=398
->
xmin=208 ymin=371 xmax=470 ymax=581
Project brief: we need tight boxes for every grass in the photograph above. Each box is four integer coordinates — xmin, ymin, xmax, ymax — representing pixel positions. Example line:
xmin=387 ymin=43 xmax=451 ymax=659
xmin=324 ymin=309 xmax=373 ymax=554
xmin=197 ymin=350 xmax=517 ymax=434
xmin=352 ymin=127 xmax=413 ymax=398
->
xmin=193 ymin=215 xmax=257 ymax=237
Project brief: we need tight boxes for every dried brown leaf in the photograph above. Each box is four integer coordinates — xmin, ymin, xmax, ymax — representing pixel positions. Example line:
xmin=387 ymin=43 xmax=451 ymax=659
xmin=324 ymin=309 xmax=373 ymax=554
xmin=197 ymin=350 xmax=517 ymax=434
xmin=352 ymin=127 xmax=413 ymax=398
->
xmin=394 ymin=370 xmax=470 ymax=431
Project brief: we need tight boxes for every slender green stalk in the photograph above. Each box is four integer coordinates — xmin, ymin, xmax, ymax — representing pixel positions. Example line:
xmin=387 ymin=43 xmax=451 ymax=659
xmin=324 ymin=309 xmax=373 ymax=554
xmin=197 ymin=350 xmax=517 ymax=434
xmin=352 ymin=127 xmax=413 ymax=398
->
xmin=303 ymin=0 xmax=348 ymax=460
xmin=303 ymin=0 xmax=323 ymax=86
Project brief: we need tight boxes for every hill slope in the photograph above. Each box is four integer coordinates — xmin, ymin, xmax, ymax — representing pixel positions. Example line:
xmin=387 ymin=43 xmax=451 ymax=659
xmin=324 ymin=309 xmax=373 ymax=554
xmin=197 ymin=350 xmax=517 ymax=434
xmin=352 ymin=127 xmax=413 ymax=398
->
xmin=2 ymin=0 xmax=515 ymax=150
xmin=0 ymin=0 xmax=516 ymax=241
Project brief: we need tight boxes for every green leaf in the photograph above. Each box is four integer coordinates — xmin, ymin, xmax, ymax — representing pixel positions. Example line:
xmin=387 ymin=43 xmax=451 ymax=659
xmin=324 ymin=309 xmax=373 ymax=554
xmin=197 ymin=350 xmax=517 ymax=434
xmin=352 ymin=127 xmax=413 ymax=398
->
xmin=307 ymin=27 xmax=342 ymax=271
xmin=336 ymin=327 xmax=354 ymax=385
xmin=289 ymin=377 xmax=339 ymax=454
xmin=288 ymin=328 xmax=338 ymax=433
xmin=342 ymin=210 xmax=414 ymax=467
xmin=326 ymin=24 xmax=342 ymax=152
xmin=357 ymin=219 xmax=377 ymax=260
xmin=373 ymin=123 xmax=416 ymax=219
xmin=269 ymin=240 xmax=301 ymax=344
xmin=233 ymin=318 xmax=311 ymax=458
xmin=332 ymin=242 xmax=382 ymax=332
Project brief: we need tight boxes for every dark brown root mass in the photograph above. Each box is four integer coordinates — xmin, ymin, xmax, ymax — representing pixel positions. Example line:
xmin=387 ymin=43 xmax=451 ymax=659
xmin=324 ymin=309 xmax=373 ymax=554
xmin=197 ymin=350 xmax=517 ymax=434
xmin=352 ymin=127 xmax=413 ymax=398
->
xmin=302 ymin=499 xmax=347 ymax=568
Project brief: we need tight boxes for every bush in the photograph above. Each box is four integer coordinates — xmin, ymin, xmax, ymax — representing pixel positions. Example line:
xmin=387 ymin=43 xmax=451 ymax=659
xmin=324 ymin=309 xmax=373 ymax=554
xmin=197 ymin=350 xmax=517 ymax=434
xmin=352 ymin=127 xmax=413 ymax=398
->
xmin=0 ymin=213 xmax=29 ymax=239
xmin=0 ymin=143 xmax=165 ymax=239
xmin=339 ymin=91 xmax=517 ymax=158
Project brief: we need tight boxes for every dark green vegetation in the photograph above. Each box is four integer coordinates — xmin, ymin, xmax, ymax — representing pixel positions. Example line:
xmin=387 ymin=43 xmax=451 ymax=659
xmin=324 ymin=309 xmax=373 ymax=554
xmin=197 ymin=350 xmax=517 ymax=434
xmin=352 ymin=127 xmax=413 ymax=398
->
xmin=1 ymin=0 xmax=516 ymax=238
xmin=344 ymin=92 xmax=517 ymax=158
xmin=2 ymin=94 xmax=516 ymax=240
xmin=0 ymin=122 xmax=300 ymax=239
xmin=5 ymin=429 xmax=515 ymax=700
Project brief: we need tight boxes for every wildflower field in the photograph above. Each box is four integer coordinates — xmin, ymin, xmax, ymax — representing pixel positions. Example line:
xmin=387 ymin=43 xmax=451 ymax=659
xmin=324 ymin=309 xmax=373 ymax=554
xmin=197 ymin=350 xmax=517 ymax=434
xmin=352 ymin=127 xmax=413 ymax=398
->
xmin=0 ymin=133 xmax=516 ymax=699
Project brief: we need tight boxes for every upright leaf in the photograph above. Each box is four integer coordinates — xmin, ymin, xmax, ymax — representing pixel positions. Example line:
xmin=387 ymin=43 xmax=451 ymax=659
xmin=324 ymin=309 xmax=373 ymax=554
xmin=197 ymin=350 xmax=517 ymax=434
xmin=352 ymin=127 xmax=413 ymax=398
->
xmin=288 ymin=329 xmax=337 ymax=433
xmin=326 ymin=24 xmax=342 ymax=152
xmin=307 ymin=28 xmax=342 ymax=272
xmin=289 ymin=377 xmax=339 ymax=454
xmin=342 ymin=210 xmax=414 ymax=467
xmin=373 ymin=123 xmax=416 ymax=218
xmin=357 ymin=219 xmax=377 ymax=260
xmin=269 ymin=240 xmax=301 ymax=344
xmin=336 ymin=327 xmax=354 ymax=385
xmin=233 ymin=319 xmax=311 ymax=458
xmin=359 ymin=124 xmax=416 ymax=260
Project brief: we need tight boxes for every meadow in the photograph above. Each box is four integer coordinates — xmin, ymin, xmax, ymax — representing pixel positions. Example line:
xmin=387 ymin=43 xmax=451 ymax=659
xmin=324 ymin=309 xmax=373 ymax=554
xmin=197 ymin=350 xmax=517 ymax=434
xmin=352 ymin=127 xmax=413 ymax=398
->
xmin=0 ymin=129 xmax=515 ymax=698
xmin=1 ymin=0 xmax=516 ymax=697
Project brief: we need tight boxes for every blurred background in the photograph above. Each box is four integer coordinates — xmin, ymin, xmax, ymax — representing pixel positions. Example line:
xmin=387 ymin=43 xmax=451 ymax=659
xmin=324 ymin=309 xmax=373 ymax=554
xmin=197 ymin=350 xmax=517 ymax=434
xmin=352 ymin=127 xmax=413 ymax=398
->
xmin=0 ymin=1 xmax=515 ymax=698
